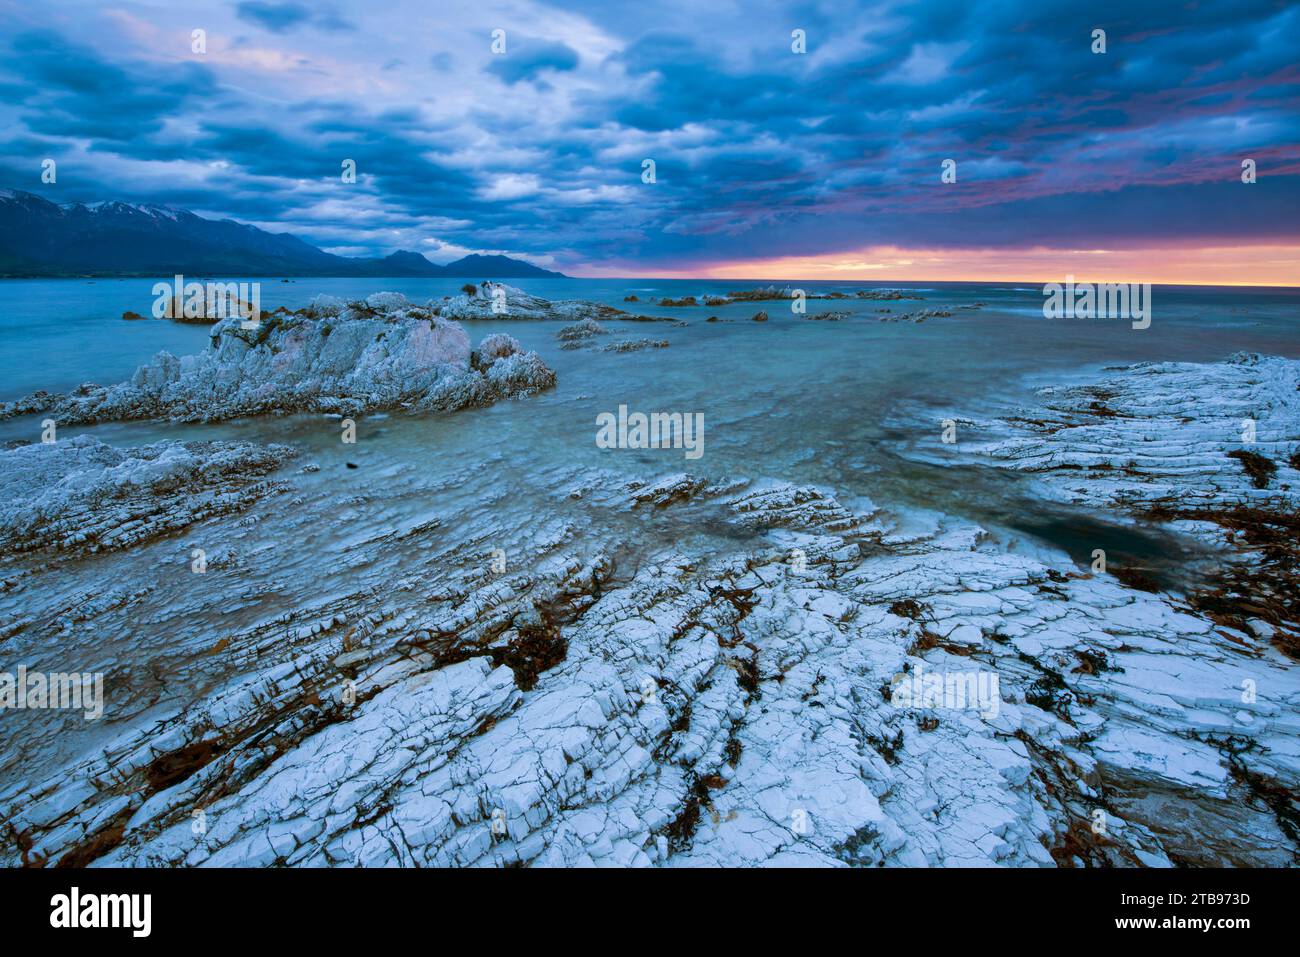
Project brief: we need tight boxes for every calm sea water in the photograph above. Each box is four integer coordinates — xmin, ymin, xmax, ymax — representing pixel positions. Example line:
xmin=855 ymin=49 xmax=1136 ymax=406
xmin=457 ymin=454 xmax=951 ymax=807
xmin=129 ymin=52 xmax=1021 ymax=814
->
xmin=4 ymin=277 xmax=1298 ymax=400
xmin=2 ymin=277 xmax=1298 ymax=583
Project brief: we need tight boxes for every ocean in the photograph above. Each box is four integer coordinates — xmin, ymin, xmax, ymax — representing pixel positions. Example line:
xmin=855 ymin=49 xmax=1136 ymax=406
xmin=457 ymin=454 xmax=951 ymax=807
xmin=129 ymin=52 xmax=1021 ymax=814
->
xmin=2 ymin=277 xmax=1298 ymax=586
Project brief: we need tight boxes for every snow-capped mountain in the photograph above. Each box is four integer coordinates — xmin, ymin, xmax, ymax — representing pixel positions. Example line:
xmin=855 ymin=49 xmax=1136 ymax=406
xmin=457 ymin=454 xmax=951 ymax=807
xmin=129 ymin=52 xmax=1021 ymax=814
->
xmin=0 ymin=189 xmax=564 ymax=278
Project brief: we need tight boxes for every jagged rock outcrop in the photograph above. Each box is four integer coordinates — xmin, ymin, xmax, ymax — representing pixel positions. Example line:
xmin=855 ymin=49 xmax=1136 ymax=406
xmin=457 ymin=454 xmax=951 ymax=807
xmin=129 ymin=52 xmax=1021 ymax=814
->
xmin=0 ymin=293 xmax=556 ymax=425
xmin=555 ymin=318 xmax=609 ymax=349
xmin=436 ymin=283 xmax=683 ymax=325
xmin=437 ymin=282 xmax=627 ymax=322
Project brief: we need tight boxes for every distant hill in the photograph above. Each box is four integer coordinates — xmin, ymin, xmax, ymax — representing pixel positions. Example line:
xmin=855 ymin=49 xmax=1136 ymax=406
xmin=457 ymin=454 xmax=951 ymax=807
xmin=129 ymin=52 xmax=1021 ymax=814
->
xmin=0 ymin=189 xmax=566 ymax=279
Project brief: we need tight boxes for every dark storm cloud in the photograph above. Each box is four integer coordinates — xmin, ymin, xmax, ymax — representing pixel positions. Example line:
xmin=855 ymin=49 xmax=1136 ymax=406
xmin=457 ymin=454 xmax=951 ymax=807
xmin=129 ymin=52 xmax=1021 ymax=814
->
xmin=234 ymin=2 xmax=354 ymax=34
xmin=488 ymin=39 xmax=580 ymax=85
xmin=8 ymin=30 xmax=218 ymax=140
xmin=0 ymin=0 xmax=1295 ymax=271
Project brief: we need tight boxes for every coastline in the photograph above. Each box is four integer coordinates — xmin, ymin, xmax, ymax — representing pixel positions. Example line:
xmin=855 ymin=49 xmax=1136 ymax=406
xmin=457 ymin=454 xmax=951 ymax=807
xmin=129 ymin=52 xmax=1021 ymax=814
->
xmin=1 ymin=284 xmax=1297 ymax=867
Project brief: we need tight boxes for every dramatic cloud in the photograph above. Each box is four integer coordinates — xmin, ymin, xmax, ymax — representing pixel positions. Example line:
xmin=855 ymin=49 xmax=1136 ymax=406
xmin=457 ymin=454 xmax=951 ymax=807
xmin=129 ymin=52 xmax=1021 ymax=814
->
xmin=0 ymin=0 xmax=1296 ymax=277
xmin=234 ymin=2 xmax=353 ymax=34
xmin=488 ymin=38 xmax=580 ymax=85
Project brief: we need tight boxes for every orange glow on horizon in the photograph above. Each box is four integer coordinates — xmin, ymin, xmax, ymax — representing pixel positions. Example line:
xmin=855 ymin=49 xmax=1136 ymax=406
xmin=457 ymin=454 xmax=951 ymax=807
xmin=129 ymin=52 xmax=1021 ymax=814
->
xmin=576 ymin=244 xmax=1300 ymax=286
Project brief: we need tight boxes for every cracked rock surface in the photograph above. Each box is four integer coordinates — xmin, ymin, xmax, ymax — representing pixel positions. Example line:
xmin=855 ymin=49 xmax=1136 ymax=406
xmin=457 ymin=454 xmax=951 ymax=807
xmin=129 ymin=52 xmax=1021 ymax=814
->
xmin=2 ymin=352 xmax=1298 ymax=869
xmin=0 ymin=435 xmax=295 ymax=557
xmin=966 ymin=352 xmax=1299 ymax=513
xmin=905 ymin=352 xmax=1300 ymax=656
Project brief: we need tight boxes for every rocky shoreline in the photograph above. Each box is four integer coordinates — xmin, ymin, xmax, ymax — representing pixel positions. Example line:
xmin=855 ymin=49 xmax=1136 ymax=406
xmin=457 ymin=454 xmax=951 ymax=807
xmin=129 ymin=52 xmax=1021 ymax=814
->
xmin=908 ymin=352 xmax=1300 ymax=658
xmin=0 ymin=300 xmax=1296 ymax=868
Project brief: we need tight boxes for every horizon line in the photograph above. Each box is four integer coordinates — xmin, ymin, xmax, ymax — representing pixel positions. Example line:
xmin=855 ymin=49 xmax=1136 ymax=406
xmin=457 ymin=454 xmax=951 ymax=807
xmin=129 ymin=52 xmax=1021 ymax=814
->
xmin=561 ymin=274 xmax=1300 ymax=289
xmin=6 ymin=274 xmax=1299 ymax=290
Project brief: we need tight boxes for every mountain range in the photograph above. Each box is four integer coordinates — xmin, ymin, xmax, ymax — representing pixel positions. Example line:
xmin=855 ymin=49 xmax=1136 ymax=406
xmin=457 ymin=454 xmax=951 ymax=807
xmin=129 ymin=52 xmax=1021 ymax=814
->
xmin=0 ymin=189 xmax=565 ymax=279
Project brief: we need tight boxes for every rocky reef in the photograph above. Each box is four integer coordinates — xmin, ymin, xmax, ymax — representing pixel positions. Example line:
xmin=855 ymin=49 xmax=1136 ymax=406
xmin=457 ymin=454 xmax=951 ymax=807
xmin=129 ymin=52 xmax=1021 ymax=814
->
xmin=1 ymin=286 xmax=1297 ymax=875
xmin=965 ymin=352 xmax=1300 ymax=659
xmin=437 ymin=282 xmax=677 ymax=324
xmin=0 ymin=293 xmax=556 ymax=425
xmin=555 ymin=318 xmax=610 ymax=350
xmin=555 ymin=318 xmax=669 ymax=354
xmin=970 ymin=353 xmax=1298 ymax=512
xmin=600 ymin=338 xmax=668 ymax=353
xmin=0 ymin=354 xmax=1296 ymax=868
xmin=879 ymin=307 xmax=953 ymax=323
xmin=0 ymin=436 xmax=295 ymax=557
xmin=724 ymin=286 xmax=924 ymax=303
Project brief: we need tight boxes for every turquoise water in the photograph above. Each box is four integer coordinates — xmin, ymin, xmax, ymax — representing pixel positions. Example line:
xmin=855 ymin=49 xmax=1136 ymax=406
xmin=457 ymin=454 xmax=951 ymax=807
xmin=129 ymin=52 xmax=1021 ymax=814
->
xmin=2 ymin=278 xmax=1298 ymax=402
xmin=2 ymin=277 xmax=1298 ymax=583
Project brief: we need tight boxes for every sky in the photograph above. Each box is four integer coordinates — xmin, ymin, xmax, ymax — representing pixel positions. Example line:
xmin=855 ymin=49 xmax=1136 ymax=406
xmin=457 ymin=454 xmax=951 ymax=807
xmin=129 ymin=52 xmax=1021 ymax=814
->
xmin=1 ymin=0 xmax=1298 ymax=283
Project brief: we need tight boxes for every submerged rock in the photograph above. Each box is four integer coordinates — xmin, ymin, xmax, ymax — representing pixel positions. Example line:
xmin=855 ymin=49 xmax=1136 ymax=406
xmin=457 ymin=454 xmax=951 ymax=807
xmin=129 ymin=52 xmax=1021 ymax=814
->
xmin=4 ymin=294 xmax=556 ymax=425
xmin=880 ymin=308 xmax=952 ymax=323
xmin=725 ymin=287 xmax=923 ymax=303
xmin=555 ymin=318 xmax=609 ymax=345
xmin=600 ymin=338 xmax=668 ymax=353
xmin=557 ymin=320 xmax=667 ymax=354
